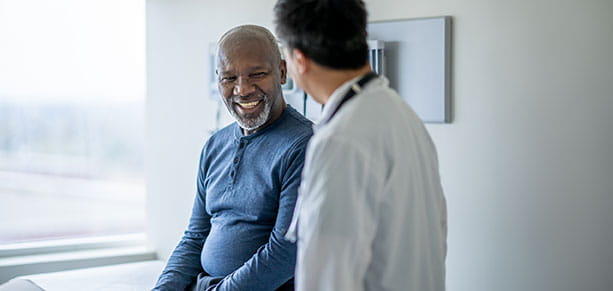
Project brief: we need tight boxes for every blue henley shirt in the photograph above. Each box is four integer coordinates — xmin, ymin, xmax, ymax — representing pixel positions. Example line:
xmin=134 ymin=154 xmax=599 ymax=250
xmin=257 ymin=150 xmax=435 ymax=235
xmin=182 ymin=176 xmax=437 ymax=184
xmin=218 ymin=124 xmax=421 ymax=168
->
xmin=153 ymin=105 xmax=313 ymax=290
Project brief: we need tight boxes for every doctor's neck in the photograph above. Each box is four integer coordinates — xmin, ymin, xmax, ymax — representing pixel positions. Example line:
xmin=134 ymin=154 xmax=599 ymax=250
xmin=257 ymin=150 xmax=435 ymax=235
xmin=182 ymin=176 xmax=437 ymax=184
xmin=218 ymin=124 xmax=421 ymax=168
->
xmin=307 ymin=63 xmax=372 ymax=105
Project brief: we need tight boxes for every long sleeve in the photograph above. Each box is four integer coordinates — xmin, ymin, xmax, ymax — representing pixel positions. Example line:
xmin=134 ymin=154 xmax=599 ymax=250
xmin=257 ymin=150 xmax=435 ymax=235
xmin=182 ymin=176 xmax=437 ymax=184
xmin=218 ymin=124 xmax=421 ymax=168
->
xmin=294 ymin=135 xmax=383 ymax=291
xmin=153 ymin=148 xmax=212 ymax=291
xmin=209 ymin=140 xmax=307 ymax=291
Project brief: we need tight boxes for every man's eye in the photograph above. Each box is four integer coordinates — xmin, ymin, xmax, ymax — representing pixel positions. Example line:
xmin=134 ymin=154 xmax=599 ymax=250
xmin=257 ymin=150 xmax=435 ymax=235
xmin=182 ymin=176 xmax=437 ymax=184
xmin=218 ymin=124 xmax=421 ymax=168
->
xmin=251 ymin=72 xmax=267 ymax=78
xmin=221 ymin=76 xmax=236 ymax=82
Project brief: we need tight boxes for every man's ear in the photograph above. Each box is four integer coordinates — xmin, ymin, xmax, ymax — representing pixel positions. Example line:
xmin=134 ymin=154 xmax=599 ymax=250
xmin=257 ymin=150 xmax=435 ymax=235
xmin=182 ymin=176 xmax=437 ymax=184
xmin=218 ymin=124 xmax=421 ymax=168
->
xmin=279 ymin=60 xmax=287 ymax=85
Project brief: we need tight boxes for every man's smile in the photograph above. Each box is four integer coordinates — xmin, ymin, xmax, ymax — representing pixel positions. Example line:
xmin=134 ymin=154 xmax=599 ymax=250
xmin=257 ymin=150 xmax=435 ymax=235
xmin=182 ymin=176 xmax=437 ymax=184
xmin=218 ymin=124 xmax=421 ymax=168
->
xmin=233 ymin=97 xmax=267 ymax=117
xmin=236 ymin=100 xmax=262 ymax=109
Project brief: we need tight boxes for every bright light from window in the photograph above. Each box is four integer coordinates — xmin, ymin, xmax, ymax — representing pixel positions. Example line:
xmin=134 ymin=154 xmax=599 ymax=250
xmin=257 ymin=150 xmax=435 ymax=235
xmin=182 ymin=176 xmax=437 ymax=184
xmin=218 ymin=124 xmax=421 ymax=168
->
xmin=0 ymin=0 xmax=146 ymax=244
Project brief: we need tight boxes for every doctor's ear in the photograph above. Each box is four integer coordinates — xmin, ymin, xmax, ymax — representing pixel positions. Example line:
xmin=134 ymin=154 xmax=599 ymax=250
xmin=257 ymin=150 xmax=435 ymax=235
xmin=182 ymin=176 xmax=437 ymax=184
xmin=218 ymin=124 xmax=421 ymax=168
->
xmin=291 ymin=49 xmax=308 ymax=74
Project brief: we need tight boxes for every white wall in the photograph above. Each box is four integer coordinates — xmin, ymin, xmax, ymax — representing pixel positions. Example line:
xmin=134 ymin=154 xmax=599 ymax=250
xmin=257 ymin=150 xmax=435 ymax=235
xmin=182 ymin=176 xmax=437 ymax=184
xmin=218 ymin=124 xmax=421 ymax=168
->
xmin=146 ymin=1 xmax=613 ymax=290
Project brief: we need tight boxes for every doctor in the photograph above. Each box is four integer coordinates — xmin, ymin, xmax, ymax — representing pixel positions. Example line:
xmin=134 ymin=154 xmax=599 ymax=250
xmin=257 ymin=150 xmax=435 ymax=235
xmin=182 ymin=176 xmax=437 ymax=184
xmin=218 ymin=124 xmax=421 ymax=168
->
xmin=274 ymin=0 xmax=448 ymax=290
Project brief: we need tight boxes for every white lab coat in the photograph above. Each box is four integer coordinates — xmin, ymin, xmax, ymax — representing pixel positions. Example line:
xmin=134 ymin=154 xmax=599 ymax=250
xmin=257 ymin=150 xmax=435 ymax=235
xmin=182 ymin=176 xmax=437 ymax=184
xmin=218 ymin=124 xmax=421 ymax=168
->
xmin=287 ymin=76 xmax=447 ymax=291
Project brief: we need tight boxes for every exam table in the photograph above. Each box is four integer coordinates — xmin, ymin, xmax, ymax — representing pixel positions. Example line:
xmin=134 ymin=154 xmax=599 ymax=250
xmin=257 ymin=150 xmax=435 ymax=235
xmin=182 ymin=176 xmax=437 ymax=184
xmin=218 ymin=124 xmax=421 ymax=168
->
xmin=0 ymin=260 xmax=165 ymax=291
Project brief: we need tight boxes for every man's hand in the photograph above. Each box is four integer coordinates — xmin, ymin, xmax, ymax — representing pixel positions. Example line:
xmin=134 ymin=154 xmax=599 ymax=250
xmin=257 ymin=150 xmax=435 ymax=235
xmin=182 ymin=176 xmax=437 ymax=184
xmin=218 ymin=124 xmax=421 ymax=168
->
xmin=191 ymin=273 xmax=224 ymax=291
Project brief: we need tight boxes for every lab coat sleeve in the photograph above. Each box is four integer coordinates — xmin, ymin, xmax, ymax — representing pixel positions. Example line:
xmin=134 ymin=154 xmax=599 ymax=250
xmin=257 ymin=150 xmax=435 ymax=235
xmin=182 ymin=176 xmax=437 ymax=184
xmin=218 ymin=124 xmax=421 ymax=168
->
xmin=210 ymin=137 xmax=309 ymax=291
xmin=295 ymin=135 xmax=382 ymax=291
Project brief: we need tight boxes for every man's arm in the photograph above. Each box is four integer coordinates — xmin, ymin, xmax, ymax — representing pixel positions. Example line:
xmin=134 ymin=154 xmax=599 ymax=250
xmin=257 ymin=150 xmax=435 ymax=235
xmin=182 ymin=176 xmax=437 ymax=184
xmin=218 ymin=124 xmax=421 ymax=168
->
xmin=294 ymin=136 xmax=382 ymax=291
xmin=152 ymin=147 xmax=212 ymax=291
xmin=208 ymin=139 xmax=309 ymax=291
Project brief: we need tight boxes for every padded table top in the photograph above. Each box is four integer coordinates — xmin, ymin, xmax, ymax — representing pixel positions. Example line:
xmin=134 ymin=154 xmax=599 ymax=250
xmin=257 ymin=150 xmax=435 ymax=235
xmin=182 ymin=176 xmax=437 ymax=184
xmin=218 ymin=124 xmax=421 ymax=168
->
xmin=8 ymin=260 xmax=165 ymax=291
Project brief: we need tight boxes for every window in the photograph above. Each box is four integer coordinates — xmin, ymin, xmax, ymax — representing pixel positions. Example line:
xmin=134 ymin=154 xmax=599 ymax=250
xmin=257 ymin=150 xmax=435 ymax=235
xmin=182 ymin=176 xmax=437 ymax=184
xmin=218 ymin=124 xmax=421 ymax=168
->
xmin=0 ymin=0 xmax=145 ymax=244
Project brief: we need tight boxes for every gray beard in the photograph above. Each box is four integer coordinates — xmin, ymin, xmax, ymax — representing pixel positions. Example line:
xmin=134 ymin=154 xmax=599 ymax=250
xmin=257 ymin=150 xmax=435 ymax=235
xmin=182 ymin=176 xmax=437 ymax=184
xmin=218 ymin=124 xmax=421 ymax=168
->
xmin=230 ymin=97 xmax=273 ymax=132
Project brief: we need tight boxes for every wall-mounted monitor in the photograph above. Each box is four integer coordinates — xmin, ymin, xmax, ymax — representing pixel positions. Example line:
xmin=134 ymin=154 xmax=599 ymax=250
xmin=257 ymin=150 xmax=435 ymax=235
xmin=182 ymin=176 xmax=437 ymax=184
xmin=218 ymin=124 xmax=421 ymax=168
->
xmin=368 ymin=16 xmax=452 ymax=123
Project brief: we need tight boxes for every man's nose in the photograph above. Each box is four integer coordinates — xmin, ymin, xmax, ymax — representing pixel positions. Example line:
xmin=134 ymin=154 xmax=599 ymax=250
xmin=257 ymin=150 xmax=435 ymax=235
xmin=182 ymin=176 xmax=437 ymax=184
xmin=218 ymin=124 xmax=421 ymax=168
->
xmin=233 ymin=77 xmax=255 ymax=96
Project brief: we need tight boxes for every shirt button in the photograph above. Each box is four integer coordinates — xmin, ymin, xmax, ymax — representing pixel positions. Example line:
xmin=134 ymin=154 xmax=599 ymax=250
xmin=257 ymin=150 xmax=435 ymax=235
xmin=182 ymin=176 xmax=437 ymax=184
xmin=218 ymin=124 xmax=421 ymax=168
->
xmin=234 ymin=157 xmax=239 ymax=163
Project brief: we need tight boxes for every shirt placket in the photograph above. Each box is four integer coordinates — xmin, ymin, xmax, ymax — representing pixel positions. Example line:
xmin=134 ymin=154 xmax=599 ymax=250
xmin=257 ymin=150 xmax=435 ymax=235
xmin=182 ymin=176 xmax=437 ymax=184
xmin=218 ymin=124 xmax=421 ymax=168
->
xmin=230 ymin=139 xmax=247 ymax=186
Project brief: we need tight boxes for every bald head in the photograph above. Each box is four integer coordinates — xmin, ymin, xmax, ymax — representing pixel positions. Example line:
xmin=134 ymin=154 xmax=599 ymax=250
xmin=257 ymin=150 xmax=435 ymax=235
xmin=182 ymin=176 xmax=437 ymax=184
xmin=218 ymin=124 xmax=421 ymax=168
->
xmin=216 ymin=25 xmax=282 ymax=69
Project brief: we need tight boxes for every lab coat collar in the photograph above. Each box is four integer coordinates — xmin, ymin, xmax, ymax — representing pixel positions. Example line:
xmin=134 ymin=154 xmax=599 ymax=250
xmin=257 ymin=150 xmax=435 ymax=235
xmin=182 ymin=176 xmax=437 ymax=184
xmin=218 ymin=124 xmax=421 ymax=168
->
xmin=315 ymin=74 xmax=363 ymax=130
xmin=314 ymin=74 xmax=388 ymax=131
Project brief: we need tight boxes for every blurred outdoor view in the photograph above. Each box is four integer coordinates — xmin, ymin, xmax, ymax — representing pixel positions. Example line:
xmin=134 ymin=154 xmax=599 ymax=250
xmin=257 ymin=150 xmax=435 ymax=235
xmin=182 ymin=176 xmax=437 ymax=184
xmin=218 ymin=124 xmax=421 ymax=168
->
xmin=0 ymin=0 xmax=146 ymax=244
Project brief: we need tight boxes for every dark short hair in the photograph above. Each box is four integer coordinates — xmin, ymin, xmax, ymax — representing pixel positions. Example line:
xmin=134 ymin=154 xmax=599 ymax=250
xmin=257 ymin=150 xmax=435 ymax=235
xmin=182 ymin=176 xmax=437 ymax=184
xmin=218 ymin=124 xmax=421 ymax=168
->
xmin=274 ymin=0 xmax=369 ymax=70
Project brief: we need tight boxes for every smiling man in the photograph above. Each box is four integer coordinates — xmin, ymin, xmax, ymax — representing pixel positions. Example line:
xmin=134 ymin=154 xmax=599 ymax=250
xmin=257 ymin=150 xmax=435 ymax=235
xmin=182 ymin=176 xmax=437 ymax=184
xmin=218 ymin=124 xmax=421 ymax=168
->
xmin=217 ymin=27 xmax=286 ymax=134
xmin=152 ymin=25 xmax=313 ymax=291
